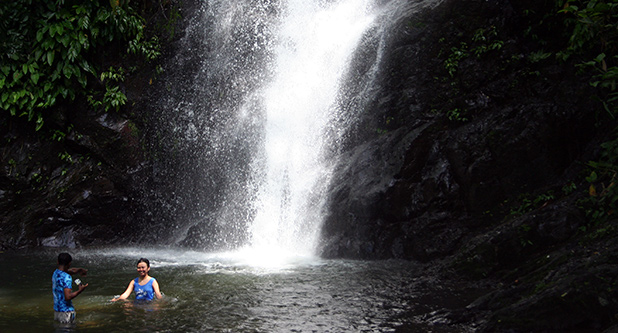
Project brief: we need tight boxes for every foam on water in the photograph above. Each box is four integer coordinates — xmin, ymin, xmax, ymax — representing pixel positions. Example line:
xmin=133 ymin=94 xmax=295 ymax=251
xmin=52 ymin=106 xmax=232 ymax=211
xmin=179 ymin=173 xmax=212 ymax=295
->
xmin=83 ymin=246 xmax=321 ymax=273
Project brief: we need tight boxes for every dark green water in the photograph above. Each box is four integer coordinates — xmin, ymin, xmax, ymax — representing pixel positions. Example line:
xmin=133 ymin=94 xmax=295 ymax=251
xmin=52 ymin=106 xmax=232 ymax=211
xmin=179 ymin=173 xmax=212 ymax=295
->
xmin=0 ymin=247 xmax=478 ymax=332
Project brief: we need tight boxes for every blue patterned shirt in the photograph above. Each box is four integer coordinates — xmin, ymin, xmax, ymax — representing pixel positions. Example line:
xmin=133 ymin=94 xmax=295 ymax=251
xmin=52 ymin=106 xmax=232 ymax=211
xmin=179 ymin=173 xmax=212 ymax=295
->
xmin=52 ymin=269 xmax=75 ymax=312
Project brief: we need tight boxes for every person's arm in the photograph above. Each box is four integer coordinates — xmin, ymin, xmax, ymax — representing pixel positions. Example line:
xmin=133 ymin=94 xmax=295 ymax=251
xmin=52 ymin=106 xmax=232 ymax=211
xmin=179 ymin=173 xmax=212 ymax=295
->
xmin=64 ymin=283 xmax=88 ymax=301
xmin=67 ymin=267 xmax=88 ymax=276
xmin=152 ymin=279 xmax=163 ymax=299
xmin=112 ymin=280 xmax=135 ymax=301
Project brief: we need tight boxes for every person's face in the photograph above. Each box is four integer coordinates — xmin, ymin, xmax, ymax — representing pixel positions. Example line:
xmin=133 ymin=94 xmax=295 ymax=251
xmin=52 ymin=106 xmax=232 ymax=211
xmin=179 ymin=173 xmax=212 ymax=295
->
xmin=136 ymin=262 xmax=150 ymax=276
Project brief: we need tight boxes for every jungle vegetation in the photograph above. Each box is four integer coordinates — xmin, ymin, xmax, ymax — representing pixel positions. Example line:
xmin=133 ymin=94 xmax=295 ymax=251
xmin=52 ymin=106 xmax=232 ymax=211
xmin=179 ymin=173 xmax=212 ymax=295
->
xmin=0 ymin=0 xmax=167 ymax=130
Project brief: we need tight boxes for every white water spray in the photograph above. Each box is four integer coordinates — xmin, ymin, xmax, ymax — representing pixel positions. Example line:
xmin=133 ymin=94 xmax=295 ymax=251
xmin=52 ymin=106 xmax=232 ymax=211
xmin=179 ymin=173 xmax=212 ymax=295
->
xmin=242 ymin=0 xmax=376 ymax=260
xmin=151 ymin=0 xmax=443 ymax=267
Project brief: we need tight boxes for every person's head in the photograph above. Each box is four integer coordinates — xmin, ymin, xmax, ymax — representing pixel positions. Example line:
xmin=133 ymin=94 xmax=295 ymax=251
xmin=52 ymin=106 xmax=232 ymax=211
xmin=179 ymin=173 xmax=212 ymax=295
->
xmin=58 ymin=253 xmax=72 ymax=266
xmin=136 ymin=258 xmax=151 ymax=276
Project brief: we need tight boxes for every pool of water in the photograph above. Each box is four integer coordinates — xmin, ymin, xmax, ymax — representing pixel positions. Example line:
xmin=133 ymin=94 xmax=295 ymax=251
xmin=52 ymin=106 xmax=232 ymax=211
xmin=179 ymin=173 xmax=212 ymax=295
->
xmin=0 ymin=247 xmax=481 ymax=332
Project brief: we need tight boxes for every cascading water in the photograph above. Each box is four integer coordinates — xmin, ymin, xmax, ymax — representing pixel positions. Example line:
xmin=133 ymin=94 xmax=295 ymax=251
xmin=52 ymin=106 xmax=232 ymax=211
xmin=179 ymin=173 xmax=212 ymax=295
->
xmin=243 ymin=0 xmax=377 ymax=258
xmin=149 ymin=0 xmax=442 ymax=260
xmin=152 ymin=0 xmax=381 ymax=259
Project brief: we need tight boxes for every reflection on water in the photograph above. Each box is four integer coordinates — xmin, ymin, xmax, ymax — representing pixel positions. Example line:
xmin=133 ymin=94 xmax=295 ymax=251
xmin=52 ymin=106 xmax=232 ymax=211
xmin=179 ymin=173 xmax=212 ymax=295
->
xmin=0 ymin=248 xmax=479 ymax=332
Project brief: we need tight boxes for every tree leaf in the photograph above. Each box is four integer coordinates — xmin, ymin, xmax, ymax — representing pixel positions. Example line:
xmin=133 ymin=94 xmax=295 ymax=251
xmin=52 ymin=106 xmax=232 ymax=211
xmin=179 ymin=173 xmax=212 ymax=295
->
xmin=35 ymin=116 xmax=44 ymax=131
xmin=31 ymin=73 xmax=40 ymax=85
xmin=47 ymin=51 xmax=55 ymax=66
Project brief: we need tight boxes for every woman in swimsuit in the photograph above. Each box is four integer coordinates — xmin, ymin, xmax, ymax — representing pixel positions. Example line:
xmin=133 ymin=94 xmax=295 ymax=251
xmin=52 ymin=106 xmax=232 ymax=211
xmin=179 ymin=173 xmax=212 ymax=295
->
xmin=112 ymin=258 xmax=163 ymax=301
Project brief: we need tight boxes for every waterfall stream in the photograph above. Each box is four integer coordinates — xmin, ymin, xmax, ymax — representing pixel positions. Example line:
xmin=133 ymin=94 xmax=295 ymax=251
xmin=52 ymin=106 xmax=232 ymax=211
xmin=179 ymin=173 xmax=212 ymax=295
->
xmin=150 ymin=0 xmax=444 ymax=260
xmin=156 ymin=0 xmax=380 ymax=258
xmin=244 ymin=0 xmax=376 ymax=258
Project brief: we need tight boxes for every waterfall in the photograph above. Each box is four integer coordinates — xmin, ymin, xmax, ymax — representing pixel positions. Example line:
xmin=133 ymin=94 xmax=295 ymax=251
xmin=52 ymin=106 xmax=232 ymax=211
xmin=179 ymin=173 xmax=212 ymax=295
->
xmin=151 ymin=0 xmax=384 ymax=258
xmin=244 ymin=0 xmax=377 ymax=258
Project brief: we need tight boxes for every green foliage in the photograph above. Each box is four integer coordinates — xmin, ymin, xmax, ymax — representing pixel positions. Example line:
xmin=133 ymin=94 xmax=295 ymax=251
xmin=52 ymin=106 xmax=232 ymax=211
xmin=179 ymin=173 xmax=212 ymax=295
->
xmin=519 ymin=223 xmax=534 ymax=247
xmin=443 ymin=26 xmax=504 ymax=78
xmin=557 ymin=0 xmax=618 ymax=58
xmin=0 ymin=0 xmax=161 ymax=130
xmin=580 ymin=136 xmax=618 ymax=225
xmin=447 ymin=108 xmax=468 ymax=122
xmin=159 ymin=5 xmax=182 ymax=39
xmin=128 ymin=33 xmax=161 ymax=61
xmin=376 ymin=116 xmax=395 ymax=134
xmin=562 ymin=181 xmax=577 ymax=194
xmin=437 ymin=26 xmax=504 ymax=123
xmin=31 ymin=172 xmax=43 ymax=184
xmin=445 ymin=43 xmax=468 ymax=78
xmin=100 ymin=66 xmax=126 ymax=82
xmin=51 ymin=129 xmax=67 ymax=142
xmin=528 ymin=50 xmax=553 ymax=63
xmin=510 ymin=192 xmax=556 ymax=217
xmin=470 ymin=26 xmax=504 ymax=57
xmin=519 ymin=1 xmax=618 ymax=235
xmin=578 ymin=53 xmax=618 ymax=117
xmin=58 ymin=151 xmax=74 ymax=164
xmin=103 ymin=85 xmax=128 ymax=112
xmin=557 ymin=0 xmax=618 ymax=117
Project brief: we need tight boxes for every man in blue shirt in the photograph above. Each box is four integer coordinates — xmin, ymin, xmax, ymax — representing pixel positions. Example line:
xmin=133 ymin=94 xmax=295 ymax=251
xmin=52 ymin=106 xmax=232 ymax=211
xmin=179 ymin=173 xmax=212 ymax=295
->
xmin=52 ymin=253 xmax=88 ymax=324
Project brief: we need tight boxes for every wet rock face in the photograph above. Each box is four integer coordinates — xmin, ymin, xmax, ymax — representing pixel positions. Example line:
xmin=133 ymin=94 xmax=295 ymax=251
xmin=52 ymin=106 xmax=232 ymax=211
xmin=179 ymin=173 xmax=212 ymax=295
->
xmin=0 ymin=108 xmax=144 ymax=250
xmin=319 ymin=0 xmax=618 ymax=331
xmin=319 ymin=0 xmax=596 ymax=260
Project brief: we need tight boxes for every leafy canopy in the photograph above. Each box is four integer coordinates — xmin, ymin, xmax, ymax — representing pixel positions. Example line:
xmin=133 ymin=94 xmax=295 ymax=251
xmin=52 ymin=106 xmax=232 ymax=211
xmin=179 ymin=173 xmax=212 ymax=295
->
xmin=558 ymin=0 xmax=618 ymax=116
xmin=0 ymin=0 xmax=160 ymax=130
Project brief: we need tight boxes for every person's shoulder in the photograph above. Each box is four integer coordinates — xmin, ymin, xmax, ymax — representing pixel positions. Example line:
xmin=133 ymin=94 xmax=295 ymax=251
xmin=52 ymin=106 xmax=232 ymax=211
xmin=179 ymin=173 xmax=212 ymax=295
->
xmin=53 ymin=269 xmax=68 ymax=277
xmin=53 ymin=269 xmax=71 ymax=287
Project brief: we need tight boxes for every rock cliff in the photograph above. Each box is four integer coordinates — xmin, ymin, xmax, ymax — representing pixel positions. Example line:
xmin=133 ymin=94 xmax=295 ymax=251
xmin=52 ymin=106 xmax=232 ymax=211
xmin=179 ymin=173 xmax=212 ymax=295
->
xmin=319 ymin=0 xmax=618 ymax=331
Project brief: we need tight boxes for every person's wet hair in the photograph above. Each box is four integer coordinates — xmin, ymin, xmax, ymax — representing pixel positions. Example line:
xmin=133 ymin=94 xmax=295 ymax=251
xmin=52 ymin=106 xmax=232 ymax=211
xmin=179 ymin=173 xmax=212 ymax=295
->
xmin=58 ymin=253 xmax=72 ymax=265
xmin=137 ymin=258 xmax=150 ymax=267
